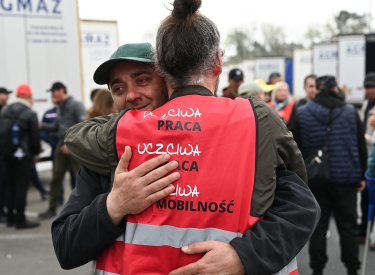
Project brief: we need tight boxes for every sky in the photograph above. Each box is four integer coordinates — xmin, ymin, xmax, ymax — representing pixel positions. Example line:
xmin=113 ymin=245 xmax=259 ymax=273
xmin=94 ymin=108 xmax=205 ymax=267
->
xmin=78 ymin=0 xmax=375 ymax=47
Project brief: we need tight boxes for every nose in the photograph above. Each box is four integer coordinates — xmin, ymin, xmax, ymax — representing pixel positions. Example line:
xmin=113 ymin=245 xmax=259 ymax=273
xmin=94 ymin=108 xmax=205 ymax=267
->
xmin=126 ymin=85 xmax=141 ymax=103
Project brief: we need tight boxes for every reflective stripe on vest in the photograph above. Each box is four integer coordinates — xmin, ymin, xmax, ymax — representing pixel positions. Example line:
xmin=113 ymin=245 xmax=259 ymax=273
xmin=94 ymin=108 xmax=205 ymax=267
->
xmin=96 ymin=94 xmax=284 ymax=274
xmin=273 ymin=258 xmax=298 ymax=275
xmin=117 ymin=222 xmax=243 ymax=246
xmin=95 ymin=258 xmax=298 ymax=275
xmin=95 ymin=270 xmax=120 ymax=275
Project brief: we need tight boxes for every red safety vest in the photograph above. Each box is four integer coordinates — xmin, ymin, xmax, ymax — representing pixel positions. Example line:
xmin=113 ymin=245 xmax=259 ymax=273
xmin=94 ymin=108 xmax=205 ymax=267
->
xmin=95 ymin=93 xmax=297 ymax=275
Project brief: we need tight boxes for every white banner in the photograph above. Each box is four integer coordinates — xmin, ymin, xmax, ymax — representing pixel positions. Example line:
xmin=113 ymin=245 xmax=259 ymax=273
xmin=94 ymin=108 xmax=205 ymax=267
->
xmin=293 ymin=49 xmax=312 ymax=99
xmin=241 ymin=59 xmax=255 ymax=82
xmin=80 ymin=20 xmax=119 ymax=108
xmin=254 ymin=57 xmax=285 ymax=84
xmin=217 ymin=60 xmax=255 ymax=97
xmin=338 ymin=35 xmax=365 ymax=103
xmin=312 ymin=43 xmax=338 ymax=77
xmin=0 ymin=0 xmax=82 ymax=119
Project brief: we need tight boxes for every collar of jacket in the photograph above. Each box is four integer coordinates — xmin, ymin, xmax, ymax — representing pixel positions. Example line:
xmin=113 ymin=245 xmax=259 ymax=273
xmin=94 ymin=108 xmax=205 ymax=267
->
xmin=15 ymin=98 xmax=32 ymax=108
xmin=59 ymin=96 xmax=72 ymax=108
xmin=313 ymin=89 xmax=345 ymax=108
xmin=170 ymin=85 xmax=214 ymax=100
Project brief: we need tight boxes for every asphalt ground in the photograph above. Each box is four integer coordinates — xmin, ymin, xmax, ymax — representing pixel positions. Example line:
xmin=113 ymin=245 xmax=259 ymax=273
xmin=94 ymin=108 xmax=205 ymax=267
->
xmin=0 ymin=168 xmax=374 ymax=275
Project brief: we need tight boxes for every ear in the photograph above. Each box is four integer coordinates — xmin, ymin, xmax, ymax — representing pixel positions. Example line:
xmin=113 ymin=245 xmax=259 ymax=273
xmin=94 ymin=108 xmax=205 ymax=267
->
xmin=212 ymin=49 xmax=223 ymax=77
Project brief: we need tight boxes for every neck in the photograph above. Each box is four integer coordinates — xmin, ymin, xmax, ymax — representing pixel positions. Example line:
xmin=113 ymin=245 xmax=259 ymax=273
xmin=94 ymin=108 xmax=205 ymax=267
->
xmin=166 ymin=77 xmax=217 ymax=98
xmin=61 ymin=94 xmax=69 ymax=102
xmin=17 ymin=97 xmax=32 ymax=106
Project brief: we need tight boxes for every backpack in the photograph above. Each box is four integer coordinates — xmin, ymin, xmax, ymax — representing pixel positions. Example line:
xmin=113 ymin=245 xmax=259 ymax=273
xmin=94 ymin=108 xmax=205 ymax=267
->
xmin=0 ymin=107 xmax=28 ymax=156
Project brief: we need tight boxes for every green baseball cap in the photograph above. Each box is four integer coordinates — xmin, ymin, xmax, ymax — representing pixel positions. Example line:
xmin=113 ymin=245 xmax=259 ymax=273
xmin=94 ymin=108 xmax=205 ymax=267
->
xmin=93 ymin=43 xmax=154 ymax=85
xmin=238 ymin=81 xmax=263 ymax=98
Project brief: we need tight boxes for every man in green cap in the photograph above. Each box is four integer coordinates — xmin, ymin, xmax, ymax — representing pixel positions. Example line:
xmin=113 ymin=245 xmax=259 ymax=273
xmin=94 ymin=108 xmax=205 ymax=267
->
xmin=94 ymin=42 xmax=168 ymax=113
xmin=238 ymin=80 xmax=269 ymax=101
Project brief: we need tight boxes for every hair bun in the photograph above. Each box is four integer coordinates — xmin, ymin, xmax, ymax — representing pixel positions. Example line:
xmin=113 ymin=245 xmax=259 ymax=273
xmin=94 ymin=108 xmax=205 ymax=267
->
xmin=172 ymin=0 xmax=202 ymax=19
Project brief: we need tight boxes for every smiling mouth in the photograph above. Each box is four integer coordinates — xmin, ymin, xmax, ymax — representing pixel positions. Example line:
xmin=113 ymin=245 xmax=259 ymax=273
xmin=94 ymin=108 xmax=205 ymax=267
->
xmin=135 ymin=105 xmax=149 ymax=111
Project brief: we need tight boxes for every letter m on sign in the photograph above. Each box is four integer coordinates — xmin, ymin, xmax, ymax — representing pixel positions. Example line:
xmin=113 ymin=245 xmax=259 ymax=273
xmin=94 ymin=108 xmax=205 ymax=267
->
xmin=18 ymin=0 xmax=32 ymax=12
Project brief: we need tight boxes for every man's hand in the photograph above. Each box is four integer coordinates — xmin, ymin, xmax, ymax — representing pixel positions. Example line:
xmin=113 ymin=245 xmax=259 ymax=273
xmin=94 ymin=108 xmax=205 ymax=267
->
xmin=106 ymin=146 xmax=180 ymax=225
xmin=60 ymin=144 xmax=69 ymax=155
xmin=169 ymin=241 xmax=245 ymax=275
xmin=358 ymin=180 xmax=366 ymax=192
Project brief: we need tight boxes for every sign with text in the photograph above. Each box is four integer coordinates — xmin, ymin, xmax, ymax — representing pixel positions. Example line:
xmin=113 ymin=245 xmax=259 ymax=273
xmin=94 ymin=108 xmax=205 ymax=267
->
xmin=254 ymin=57 xmax=285 ymax=83
xmin=80 ymin=20 xmax=119 ymax=108
xmin=312 ymin=43 xmax=338 ymax=77
xmin=338 ymin=35 xmax=365 ymax=103
xmin=0 ymin=0 xmax=82 ymax=119
xmin=293 ymin=49 xmax=312 ymax=99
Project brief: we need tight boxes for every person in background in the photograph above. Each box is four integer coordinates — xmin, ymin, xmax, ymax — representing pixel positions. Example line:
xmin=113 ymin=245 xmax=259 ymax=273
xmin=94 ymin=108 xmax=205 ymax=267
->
xmin=38 ymin=82 xmax=86 ymax=219
xmin=90 ymin=88 xmax=101 ymax=102
xmin=365 ymin=141 xmax=375 ymax=251
xmin=290 ymin=75 xmax=367 ymax=275
xmin=238 ymin=80 xmax=268 ymax=101
xmin=0 ymin=84 xmax=41 ymax=229
xmin=222 ymin=68 xmax=244 ymax=99
xmin=268 ymin=72 xmax=282 ymax=85
xmin=269 ymin=81 xmax=294 ymax=123
xmin=30 ymin=162 xmax=49 ymax=201
xmin=254 ymin=79 xmax=274 ymax=103
xmin=287 ymin=74 xmax=317 ymax=130
xmin=0 ymin=87 xmax=12 ymax=223
xmin=359 ymin=72 xmax=375 ymax=243
xmin=86 ymin=89 xmax=116 ymax=120
xmin=40 ymin=105 xmax=75 ymax=205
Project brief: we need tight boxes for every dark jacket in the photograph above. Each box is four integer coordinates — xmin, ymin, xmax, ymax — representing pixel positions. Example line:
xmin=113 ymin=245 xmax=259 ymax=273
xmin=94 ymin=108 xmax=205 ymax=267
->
xmin=40 ymin=107 xmax=58 ymax=148
xmin=0 ymin=100 xmax=40 ymax=158
xmin=287 ymin=97 xmax=308 ymax=131
xmin=52 ymin=166 xmax=320 ymax=274
xmin=290 ymin=89 xmax=367 ymax=184
xmin=41 ymin=96 xmax=86 ymax=146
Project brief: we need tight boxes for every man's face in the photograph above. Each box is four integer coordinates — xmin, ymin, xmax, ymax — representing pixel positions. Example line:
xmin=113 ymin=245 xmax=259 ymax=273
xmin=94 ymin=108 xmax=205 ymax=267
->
xmin=228 ymin=79 xmax=243 ymax=92
xmin=108 ymin=60 xmax=168 ymax=112
xmin=0 ymin=93 xmax=9 ymax=106
xmin=304 ymin=78 xmax=317 ymax=100
xmin=365 ymin=85 xmax=375 ymax=100
xmin=270 ymin=76 xmax=282 ymax=85
xmin=51 ymin=88 xmax=65 ymax=104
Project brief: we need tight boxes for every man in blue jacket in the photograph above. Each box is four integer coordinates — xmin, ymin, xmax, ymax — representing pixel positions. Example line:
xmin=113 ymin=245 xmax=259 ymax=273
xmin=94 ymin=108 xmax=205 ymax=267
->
xmin=290 ymin=75 xmax=367 ymax=275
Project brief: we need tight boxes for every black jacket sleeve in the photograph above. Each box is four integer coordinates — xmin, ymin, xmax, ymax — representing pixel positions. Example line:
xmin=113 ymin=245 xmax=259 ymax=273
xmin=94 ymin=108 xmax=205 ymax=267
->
xmin=29 ymin=111 xmax=41 ymax=156
xmin=230 ymin=169 xmax=321 ymax=275
xmin=355 ymin=111 xmax=368 ymax=180
xmin=51 ymin=166 xmax=125 ymax=270
xmin=288 ymin=112 xmax=301 ymax=148
xmin=286 ymin=102 xmax=298 ymax=131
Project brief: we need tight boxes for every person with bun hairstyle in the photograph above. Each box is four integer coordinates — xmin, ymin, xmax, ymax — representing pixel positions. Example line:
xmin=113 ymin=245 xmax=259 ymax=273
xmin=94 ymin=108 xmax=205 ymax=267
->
xmin=56 ymin=1 xmax=320 ymax=274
